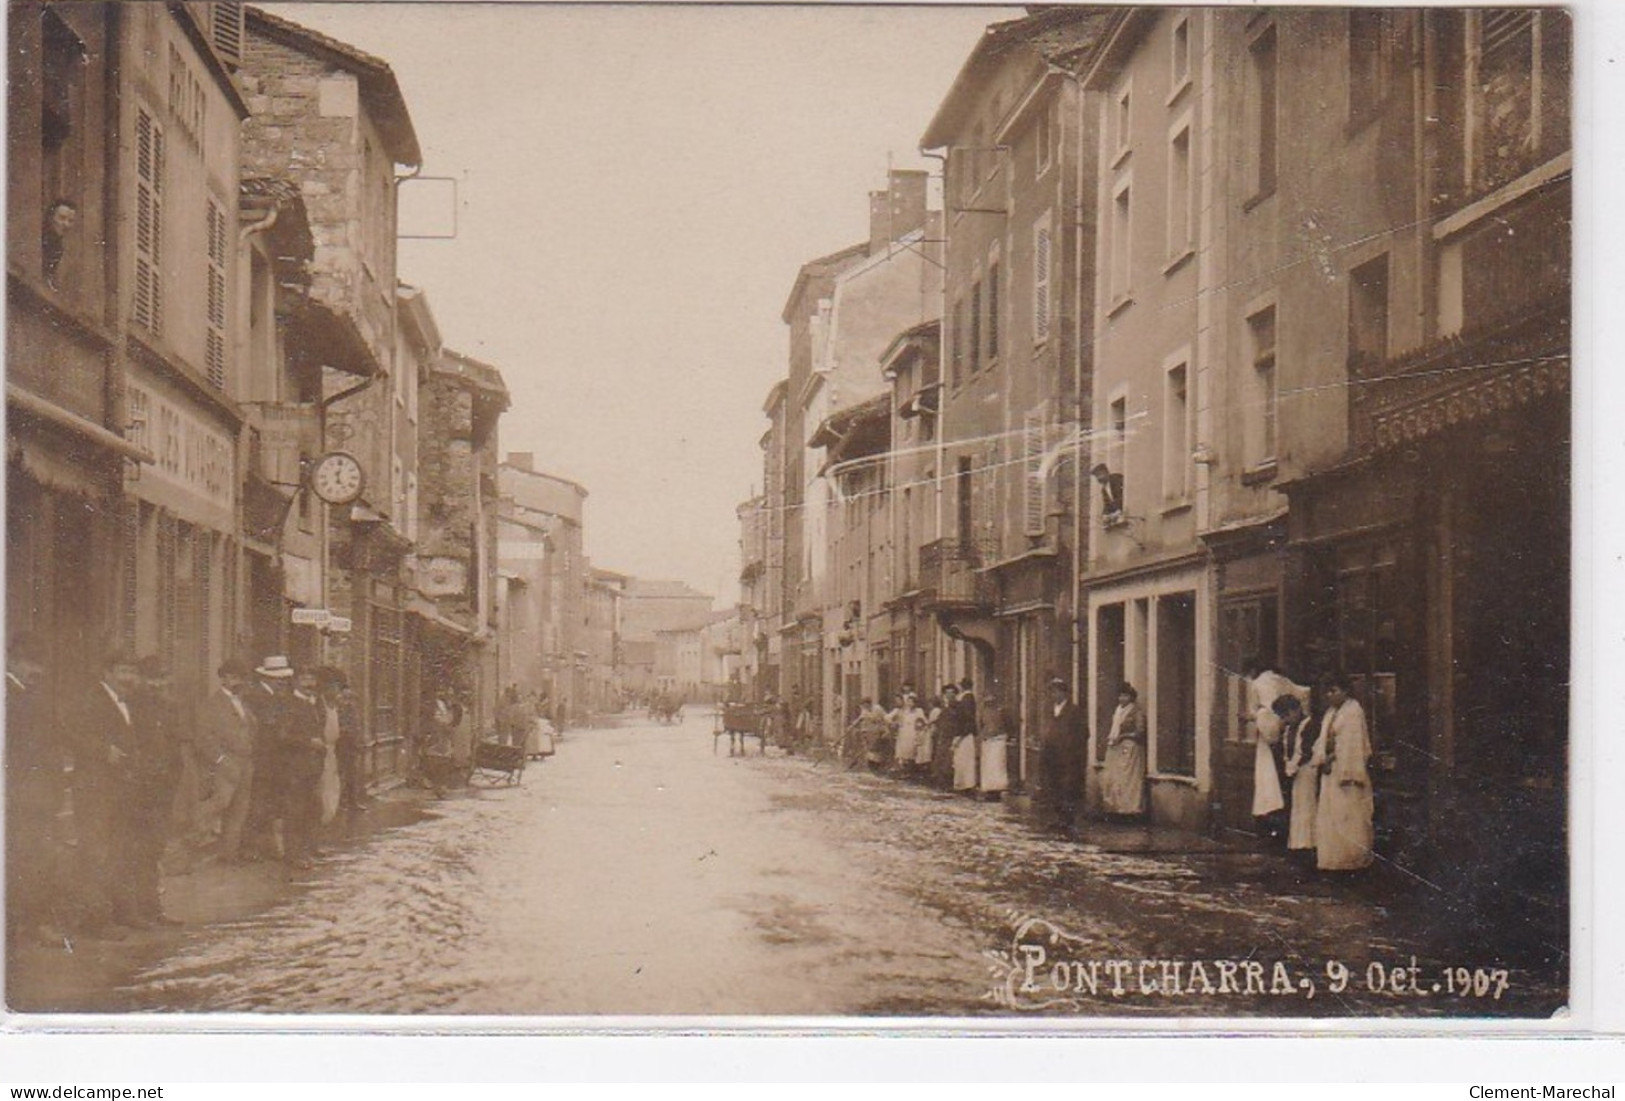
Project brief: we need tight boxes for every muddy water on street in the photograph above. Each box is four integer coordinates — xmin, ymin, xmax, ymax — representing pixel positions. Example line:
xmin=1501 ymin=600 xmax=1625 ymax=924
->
xmin=121 ymin=715 xmax=990 ymax=1015
xmin=117 ymin=711 xmax=1564 ymax=1018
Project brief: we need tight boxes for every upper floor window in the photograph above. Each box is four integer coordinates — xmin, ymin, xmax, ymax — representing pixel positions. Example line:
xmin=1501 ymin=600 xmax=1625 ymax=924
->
xmin=1112 ymin=79 xmax=1133 ymax=165
xmin=1033 ymin=214 xmax=1053 ymax=343
xmin=205 ymin=199 xmax=228 ymax=389
xmin=1109 ymin=179 xmax=1133 ymax=307
xmin=1468 ymin=10 xmax=1569 ymax=196
xmin=1348 ymin=9 xmax=1391 ymax=130
xmin=1163 ymin=360 xmax=1191 ymax=505
xmin=41 ymin=9 xmax=86 ymax=291
xmin=1246 ymin=305 xmax=1278 ymax=469
xmin=133 ymin=108 xmax=166 ymax=336
xmin=1348 ymin=253 xmax=1390 ymax=374
xmin=969 ymin=277 xmax=983 ymax=375
xmin=986 ymin=256 xmax=1001 ymax=364
xmin=1170 ymin=16 xmax=1191 ymax=100
xmin=1035 ymin=99 xmax=1055 ymax=177
xmin=1167 ymin=122 xmax=1194 ymax=264
xmin=1247 ymin=24 xmax=1278 ymax=201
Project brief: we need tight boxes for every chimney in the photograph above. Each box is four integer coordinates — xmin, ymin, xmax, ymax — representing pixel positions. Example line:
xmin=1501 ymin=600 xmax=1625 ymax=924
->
xmin=506 ymin=451 xmax=534 ymax=472
xmin=869 ymin=169 xmax=929 ymax=252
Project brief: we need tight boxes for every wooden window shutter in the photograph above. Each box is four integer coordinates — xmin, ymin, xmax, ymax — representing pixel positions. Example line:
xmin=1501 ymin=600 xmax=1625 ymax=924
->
xmin=205 ymin=200 xmax=227 ymax=388
xmin=120 ymin=505 xmax=140 ymax=649
xmin=1034 ymin=222 xmax=1052 ymax=342
xmin=134 ymin=110 xmax=165 ymax=335
xmin=1024 ymin=404 xmax=1048 ymax=536
xmin=211 ymin=2 xmax=245 ymax=67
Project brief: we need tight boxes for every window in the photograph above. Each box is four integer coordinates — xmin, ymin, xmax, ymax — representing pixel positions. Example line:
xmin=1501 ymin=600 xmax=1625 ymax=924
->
xmin=1033 ymin=215 xmax=1053 ymax=343
xmin=41 ymin=9 xmax=86 ymax=289
xmin=167 ymin=44 xmax=206 ymax=146
xmin=1163 ymin=361 xmax=1190 ymax=504
xmin=1246 ymin=306 xmax=1278 ymax=468
xmin=1167 ymin=124 xmax=1193 ymax=262
xmin=205 ymin=199 xmax=228 ymax=389
xmin=1023 ymin=404 xmax=1048 ymax=537
xmin=1220 ymin=594 xmax=1280 ymax=743
xmin=1468 ymin=10 xmax=1569 ymax=195
xmin=1348 ymin=254 xmax=1389 ymax=374
xmin=1110 ymin=180 xmax=1132 ymax=305
xmin=1348 ymin=9 xmax=1389 ymax=130
xmin=1170 ymin=16 xmax=1191 ymax=98
xmin=986 ymin=258 xmax=1000 ymax=362
xmin=1107 ymin=395 xmax=1128 ymax=517
xmin=1248 ymin=24 xmax=1278 ymax=200
xmin=1154 ymin=592 xmax=1197 ymax=777
xmin=949 ymin=295 xmax=965 ymax=385
xmin=133 ymin=108 xmax=165 ymax=335
xmin=969 ymin=278 xmax=982 ymax=374
xmin=1035 ymin=99 xmax=1055 ymax=176
xmin=1113 ymin=81 xmax=1132 ymax=164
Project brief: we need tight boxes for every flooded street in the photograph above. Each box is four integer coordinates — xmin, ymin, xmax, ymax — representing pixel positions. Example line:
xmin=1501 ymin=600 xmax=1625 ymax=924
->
xmin=106 ymin=711 xmax=1564 ymax=1018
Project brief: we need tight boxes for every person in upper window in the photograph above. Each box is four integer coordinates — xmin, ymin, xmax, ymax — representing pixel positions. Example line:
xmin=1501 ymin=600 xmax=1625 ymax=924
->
xmin=42 ymin=199 xmax=76 ymax=289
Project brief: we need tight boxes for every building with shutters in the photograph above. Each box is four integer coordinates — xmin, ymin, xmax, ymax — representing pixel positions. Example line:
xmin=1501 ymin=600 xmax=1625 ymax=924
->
xmin=918 ymin=8 xmax=1110 ymax=796
xmin=413 ymin=349 xmax=510 ymax=741
xmin=7 ymin=2 xmax=252 ymax=710
xmin=496 ymin=455 xmax=590 ymax=723
xmin=1074 ymin=5 xmax=1569 ymax=908
xmin=236 ymin=5 xmax=423 ymax=772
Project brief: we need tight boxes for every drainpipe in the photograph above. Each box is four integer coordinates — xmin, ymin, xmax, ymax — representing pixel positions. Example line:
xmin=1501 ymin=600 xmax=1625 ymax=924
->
xmin=919 ymin=147 xmax=950 ymax=683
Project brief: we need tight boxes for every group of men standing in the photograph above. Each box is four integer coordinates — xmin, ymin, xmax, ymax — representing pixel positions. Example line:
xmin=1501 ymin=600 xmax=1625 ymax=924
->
xmin=5 ymin=639 xmax=369 ymax=950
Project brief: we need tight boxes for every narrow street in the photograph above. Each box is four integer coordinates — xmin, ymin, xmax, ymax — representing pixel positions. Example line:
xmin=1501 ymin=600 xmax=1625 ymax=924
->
xmin=81 ymin=712 xmax=1563 ymax=1019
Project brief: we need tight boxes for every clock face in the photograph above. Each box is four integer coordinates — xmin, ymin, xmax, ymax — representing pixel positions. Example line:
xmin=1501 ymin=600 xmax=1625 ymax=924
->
xmin=310 ymin=451 xmax=365 ymax=505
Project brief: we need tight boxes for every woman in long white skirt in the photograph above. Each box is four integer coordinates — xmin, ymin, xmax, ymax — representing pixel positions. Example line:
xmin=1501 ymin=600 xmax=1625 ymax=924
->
xmin=1100 ymin=683 xmax=1147 ymax=816
xmin=1274 ymin=694 xmax=1318 ymax=855
xmin=1310 ymin=675 xmax=1374 ymax=872
xmin=978 ymin=703 xmax=1010 ymax=797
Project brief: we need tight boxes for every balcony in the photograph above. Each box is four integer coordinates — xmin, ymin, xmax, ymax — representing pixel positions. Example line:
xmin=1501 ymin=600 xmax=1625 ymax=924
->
xmin=918 ymin=537 xmax=996 ymax=611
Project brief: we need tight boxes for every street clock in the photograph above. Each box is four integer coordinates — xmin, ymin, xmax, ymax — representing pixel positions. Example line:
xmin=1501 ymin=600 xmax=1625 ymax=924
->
xmin=309 ymin=450 xmax=366 ymax=506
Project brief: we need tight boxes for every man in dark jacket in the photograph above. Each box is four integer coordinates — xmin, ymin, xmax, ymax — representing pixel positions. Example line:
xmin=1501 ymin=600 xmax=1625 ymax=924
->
xmin=319 ymin=666 xmax=368 ymax=811
xmin=6 ymin=633 xmax=68 ymax=948
xmin=69 ymin=650 xmax=142 ymax=937
xmin=931 ymin=684 xmax=961 ymax=789
xmin=244 ymin=655 xmax=294 ymax=860
xmin=115 ymin=657 xmax=186 ymax=927
xmin=1039 ymin=677 xmax=1086 ymax=836
xmin=280 ymin=666 xmax=328 ymax=870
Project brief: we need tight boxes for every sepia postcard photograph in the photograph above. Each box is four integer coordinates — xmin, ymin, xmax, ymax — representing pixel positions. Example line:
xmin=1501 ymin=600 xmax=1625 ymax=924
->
xmin=1 ymin=0 xmax=1580 ymax=1026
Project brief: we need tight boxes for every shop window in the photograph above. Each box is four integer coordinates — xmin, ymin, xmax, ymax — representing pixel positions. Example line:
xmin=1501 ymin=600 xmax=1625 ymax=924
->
xmin=1094 ymin=602 xmax=1126 ymax=763
xmin=1336 ymin=541 xmax=1400 ymax=758
xmin=1154 ymin=592 xmax=1197 ymax=777
xmin=1220 ymin=595 xmax=1280 ymax=742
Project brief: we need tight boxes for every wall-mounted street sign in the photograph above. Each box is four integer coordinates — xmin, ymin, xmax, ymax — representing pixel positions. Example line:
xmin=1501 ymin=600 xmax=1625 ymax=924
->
xmin=327 ymin=616 xmax=353 ymax=633
xmin=291 ymin=608 xmax=332 ymax=627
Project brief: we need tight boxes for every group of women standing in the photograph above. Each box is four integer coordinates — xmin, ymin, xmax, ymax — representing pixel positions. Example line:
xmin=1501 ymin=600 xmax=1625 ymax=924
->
xmin=1249 ymin=665 xmax=1375 ymax=873
xmin=843 ymin=681 xmax=1011 ymax=798
xmin=1096 ymin=665 xmax=1375 ymax=875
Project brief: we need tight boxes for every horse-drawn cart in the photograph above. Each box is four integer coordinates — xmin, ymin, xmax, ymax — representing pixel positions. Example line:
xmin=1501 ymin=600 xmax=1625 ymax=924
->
xmin=714 ymin=702 xmax=774 ymax=756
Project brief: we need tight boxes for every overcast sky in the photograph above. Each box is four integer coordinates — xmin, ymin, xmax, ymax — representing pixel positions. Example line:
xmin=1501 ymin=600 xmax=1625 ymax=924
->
xmin=274 ymin=1 xmax=1007 ymax=603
